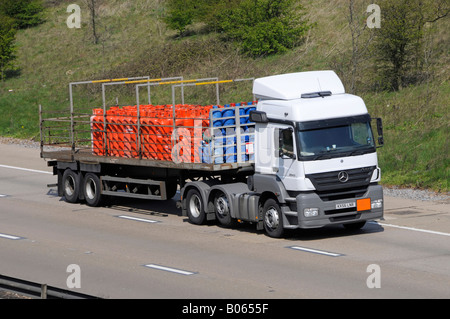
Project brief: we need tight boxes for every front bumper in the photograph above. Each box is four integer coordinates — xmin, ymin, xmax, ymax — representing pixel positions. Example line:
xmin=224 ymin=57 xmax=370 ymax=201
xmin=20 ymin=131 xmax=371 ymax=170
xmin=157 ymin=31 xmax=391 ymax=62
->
xmin=282 ymin=184 xmax=384 ymax=229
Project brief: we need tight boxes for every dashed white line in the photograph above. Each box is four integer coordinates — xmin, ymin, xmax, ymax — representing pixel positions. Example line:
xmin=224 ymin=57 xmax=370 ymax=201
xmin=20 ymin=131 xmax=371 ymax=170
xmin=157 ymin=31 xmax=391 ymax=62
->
xmin=117 ymin=215 xmax=159 ymax=223
xmin=0 ymin=164 xmax=52 ymax=175
xmin=144 ymin=264 xmax=196 ymax=276
xmin=370 ymin=221 xmax=450 ymax=237
xmin=287 ymin=246 xmax=343 ymax=257
xmin=0 ymin=233 xmax=22 ymax=240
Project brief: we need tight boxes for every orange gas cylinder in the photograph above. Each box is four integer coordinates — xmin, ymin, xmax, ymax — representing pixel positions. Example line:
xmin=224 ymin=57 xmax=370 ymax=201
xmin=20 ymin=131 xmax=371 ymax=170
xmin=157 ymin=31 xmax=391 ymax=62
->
xmin=114 ymin=108 xmax=126 ymax=157
xmin=147 ymin=106 xmax=162 ymax=160
xmin=158 ymin=108 xmax=173 ymax=161
xmin=140 ymin=106 xmax=156 ymax=159
xmin=106 ymin=107 xmax=121 ymax=157
xmin=91 ymin=108 xmax=105 ymax=156
xmin=152 ymin=106 xmax=166 ymax=160
xmin=148 ymin=107 xmax=161 ymax=160
xmin=122 ymin=106 xmax=138 ymax=158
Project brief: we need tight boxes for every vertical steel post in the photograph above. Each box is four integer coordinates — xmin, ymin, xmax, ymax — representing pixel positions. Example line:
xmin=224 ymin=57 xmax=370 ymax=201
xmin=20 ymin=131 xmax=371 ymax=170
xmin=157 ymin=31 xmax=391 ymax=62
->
xmin=39 ymin=104 xmax=43 ymax=158
xmin=171 ymin=85 xmax=178 ymax=163
xmin=136 ymin=85 xmax=142 ymax=159
xmin=69 ymin=83 xmax=75 ymax=159
xmin=102 ymin=83 xmax=108 ymax=156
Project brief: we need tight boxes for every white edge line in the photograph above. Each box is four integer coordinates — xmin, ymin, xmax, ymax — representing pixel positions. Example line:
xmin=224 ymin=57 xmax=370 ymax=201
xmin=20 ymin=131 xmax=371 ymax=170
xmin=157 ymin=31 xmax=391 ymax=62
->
xmin=144 ymin=264 xmax=196 ymax=276
xmin=369 ymin=221 xmax=450 ymax=237
xmin=117 ymin=215 xmax=159 ymax=223
xmin=0 ymin=233 xmax=23 ymax=240
xmin=288 ymin=246 xmax=343 ymax=257
xmin=0 ymin=164 xmax=52 ymax=175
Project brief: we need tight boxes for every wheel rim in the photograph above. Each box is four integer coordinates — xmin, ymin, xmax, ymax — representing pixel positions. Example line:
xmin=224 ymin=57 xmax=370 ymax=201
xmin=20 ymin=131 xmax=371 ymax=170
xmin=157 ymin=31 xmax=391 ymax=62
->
xmin=265 ymin=207 xmax=280 ymax=230
xmin=189 ymin=194 xmax=202 ymax=218
xmin=215 ymin=195 xmax=229 ymax=218
xmin=85 ymin=177 xmax=96 ymax=200
xmin=64 ymin=175 xmax=75 ymax=197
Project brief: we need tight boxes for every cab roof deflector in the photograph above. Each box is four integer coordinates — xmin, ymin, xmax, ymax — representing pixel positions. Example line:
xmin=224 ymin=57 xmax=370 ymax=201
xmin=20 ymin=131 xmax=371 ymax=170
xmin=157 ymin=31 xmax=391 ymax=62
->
xmin=253 ymin=70 xmax=345 ymax=101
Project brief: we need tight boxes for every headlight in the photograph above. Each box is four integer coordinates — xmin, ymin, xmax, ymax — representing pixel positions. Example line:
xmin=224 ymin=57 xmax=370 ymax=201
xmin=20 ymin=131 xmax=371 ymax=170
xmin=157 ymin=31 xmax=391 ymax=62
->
xmin=371 ymin=199 xmax=383 ymax=209
xmin=304 ymin=208 xmax=319 ymax=217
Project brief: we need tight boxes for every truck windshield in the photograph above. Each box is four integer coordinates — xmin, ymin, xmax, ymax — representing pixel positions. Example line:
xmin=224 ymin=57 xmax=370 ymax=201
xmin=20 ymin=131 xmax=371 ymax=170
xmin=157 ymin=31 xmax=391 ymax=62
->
xmin=297 ymin=115 xmax=375 ymax=160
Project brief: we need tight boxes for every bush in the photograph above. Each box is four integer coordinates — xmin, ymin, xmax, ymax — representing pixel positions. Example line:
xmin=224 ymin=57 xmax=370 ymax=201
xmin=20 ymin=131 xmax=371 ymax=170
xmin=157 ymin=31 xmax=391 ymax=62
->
xmin=163 ymin=0 xmax=195 ymax=36
xmin=163 ymin=0 xmax=312 ymax=57
xmin=0 ymin=14 xmax=17 ymax=80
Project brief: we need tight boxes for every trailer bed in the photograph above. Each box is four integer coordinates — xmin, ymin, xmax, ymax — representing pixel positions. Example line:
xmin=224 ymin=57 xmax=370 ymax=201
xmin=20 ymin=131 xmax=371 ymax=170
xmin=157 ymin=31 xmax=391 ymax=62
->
xmin=41 ymin=149 xmax=253 ymax=172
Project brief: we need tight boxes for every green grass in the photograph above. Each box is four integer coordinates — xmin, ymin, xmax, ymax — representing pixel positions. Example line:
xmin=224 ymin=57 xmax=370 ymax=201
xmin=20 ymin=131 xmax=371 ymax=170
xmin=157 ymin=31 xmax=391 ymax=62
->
xmin=363 ymin=80 xmax=449 ymax=192
xmin=0 ymin=0 xmax=448 ymax=192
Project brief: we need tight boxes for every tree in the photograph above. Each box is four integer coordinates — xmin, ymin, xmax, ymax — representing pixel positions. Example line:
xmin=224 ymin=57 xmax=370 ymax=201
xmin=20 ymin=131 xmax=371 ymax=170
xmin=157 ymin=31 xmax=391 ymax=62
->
xmin=163 ymin=0 xmax=196 ymax=36
xmin=218 ymin=0 xmax=312 ymax=57
xmin=345 ymin=0 xmax=376 ymax=94
xmin=0 ymin=0 xmax=44 ymax=29
xmin=0 ymin=14 xmax=16 ymax=81
xmin=85 ymin=0 xmax=100 ymax=44
xmin=373 ymin=0 xmax=449 ymax=91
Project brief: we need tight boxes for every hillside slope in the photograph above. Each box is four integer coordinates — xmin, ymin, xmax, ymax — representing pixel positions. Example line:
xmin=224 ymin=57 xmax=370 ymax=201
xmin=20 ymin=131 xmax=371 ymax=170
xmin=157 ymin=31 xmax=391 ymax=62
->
xmin=0 ymin=0 xmax=448 ymax=191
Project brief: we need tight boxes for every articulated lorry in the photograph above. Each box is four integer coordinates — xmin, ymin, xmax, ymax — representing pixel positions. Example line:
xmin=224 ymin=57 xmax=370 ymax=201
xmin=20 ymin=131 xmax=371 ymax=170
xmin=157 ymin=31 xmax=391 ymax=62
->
xmin=40 ymin=71 xmax=384 ymax=237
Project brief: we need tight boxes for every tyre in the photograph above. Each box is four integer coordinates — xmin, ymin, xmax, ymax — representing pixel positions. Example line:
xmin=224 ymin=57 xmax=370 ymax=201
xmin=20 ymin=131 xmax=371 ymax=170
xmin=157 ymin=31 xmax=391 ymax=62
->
xmin=263 ymin=198 xmax=284 ymax=238
xmin=62 ymin=169 xmax=79 ymax=203
xmin=214 ymin=191 xmax=236 ymax=227
xmin=83 ymin=173 xmax=104 ymax=207
xmin=185 ymin=188 xmax=206 ymax=225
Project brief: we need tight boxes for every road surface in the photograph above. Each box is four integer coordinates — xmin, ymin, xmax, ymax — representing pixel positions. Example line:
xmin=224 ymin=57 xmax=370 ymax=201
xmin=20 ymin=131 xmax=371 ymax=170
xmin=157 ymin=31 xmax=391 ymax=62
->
xmin=0 ymin=141 xmax=449 ymax=300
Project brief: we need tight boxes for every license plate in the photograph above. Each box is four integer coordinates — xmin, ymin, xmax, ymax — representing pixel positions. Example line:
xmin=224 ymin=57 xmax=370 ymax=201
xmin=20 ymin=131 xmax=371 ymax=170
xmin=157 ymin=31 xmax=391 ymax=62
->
xmin=336 ymin=202 xmax=356 ymax=209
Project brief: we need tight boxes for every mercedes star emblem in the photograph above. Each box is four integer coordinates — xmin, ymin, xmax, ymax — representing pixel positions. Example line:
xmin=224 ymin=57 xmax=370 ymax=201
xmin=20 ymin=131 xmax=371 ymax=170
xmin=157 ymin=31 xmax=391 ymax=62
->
xmin=338 ymin=171 xmax=349 ymax=183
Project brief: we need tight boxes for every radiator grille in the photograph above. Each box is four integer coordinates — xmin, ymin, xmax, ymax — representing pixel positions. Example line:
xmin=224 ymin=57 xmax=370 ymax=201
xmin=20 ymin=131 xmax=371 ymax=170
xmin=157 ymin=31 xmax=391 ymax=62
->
xmin=306 ymin=166 xmax=376 ymax=201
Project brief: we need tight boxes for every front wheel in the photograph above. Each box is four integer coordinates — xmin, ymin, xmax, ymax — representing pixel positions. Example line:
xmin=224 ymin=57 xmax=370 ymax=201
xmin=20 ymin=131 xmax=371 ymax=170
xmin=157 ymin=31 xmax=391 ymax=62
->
xmin=262 ymin=199 xmax=284 ymax=238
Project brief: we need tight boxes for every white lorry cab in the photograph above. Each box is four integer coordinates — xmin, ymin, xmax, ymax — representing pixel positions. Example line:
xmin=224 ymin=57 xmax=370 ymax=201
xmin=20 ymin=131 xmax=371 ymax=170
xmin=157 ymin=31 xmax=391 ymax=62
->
xmin=246 ymin=70 xmax=384 ymax=236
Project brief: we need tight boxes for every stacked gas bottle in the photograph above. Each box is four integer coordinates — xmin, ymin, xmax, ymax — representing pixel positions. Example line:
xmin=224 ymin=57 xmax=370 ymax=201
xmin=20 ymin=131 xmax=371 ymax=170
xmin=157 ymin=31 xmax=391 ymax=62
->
xmin=90 ymin=102 xmax=256 ymax=163
xmin=205 ymin=102 xmax=256 ymax=164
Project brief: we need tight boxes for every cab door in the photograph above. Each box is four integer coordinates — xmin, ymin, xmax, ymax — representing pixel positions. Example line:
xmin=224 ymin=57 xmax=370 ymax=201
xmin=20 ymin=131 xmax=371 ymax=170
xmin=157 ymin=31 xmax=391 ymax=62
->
xmin=277 ymin=126 xmax=299 ymax=190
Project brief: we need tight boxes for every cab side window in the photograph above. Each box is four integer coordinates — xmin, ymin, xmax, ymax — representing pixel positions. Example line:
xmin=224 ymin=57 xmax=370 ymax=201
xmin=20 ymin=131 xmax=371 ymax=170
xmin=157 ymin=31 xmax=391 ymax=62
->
xmin=279 ymin=128 xmax=295 ymax=158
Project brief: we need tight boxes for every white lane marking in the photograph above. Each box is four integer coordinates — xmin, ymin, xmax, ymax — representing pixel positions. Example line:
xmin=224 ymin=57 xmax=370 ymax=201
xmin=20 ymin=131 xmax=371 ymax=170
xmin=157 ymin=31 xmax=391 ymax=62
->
xmin=0 ymin=164 xmax=52 ymax=175
xmin=0 ymin=233 xmax=22 ymax=240
xmin=144 ymin=264 xmax=196 ymax=276
xmin=287 ymin=246 xmax=343 ymax=257
xmin=117 ymin=215 xmax=159 ymax=224
xmin=369 ymin=221 xmax=450 ymax=237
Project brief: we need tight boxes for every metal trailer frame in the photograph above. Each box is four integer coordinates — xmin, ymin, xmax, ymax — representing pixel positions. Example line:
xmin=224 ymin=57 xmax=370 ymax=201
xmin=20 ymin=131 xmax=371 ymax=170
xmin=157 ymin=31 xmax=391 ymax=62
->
xmin=40 ymin=76 xmax=256 ymax=173
xmin=40 ymin=76 xmax=258 ymax=205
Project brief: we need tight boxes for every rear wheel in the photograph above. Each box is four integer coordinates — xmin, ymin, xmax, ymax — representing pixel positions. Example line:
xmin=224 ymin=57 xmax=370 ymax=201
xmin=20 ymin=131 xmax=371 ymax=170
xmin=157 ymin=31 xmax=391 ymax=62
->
xmin=83 ymin=173 xmax=104 ymax=207
xmin=263 ymin=198 xmax=284 ymax=238
xmin=186 ymin=188 xmax=206 ymax=225
xmin=214 ymin=191 xmax=236 ymax=227
xmin=62 ymin=169 xmax=79 ymax=203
